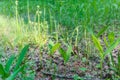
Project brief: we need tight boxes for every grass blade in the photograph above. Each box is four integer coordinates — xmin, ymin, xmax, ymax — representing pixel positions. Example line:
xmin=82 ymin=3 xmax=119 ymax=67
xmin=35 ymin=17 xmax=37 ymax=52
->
xmin=5 ymin=55 xmax=15 ymax=73
xmin=0 ymin=64 xmax=5 ymax=76
xmin=50 ymin=43 xmax=61 ymax=55
xmin=97 ymin=26 xmax=109 ymax=38
xmin=66 ymin=45 xmax=72 ymax=62
xmin=103 ymin=36 xmax=109 ymax=47
xmin=118 ymin=52 xmax=120 ymax=73
xmin=104 ymin=38 xmax=120 ymax=58
xmin=0 ymin=64 xmax=9 ymax=78
xmin=14 ymin=44 xmax=29 ymax=71
xmin=108 ymin=32 xmax=115 ymax=44
xmin=92 ymin=35 xmax=104 ymax=59
xmin=59 ymin=48 xmax=67 ymax=62
xmin=6 ymin=66 xmax=24 ymax=80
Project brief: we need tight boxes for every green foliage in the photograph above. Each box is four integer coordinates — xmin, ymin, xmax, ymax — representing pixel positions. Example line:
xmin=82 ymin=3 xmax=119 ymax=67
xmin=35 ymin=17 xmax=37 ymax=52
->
xmin=0 ymin=45 xmax=29 ymax=80
xmin=90 ymin=26 xmax=120 ymax=77
xmin=14 ymin=44 xmax=29 ymax=71
xmin=108 ymin=32 xmax=115 ymax=44
xmin=104 ymin=38 xmax=120 ymax=57
xmin=79 ymin=67 xmax=87 ymax=72
xmin=103 ymin=37 xmax=109 ymax=47
xmin=0 ymin=64 xmax=5 ymax=76
xmin=96 ymin=26 xmax=109 ymax=38
xmin=0 ymin=0 xmax=120 ymax=29
xmin=0 ymin=14 xmax=48 ymax=48
xmin=50 ymin=43 xmax=61 ymax=55
xmin=6 ymin=66 xmax=24 ymax=80
xmin=0 ymin=0 xmax=120 ymax=79
xmin=117 ymin=52 xmax=120 ymax=75
xmin=59 ymin=45 xmax=73 ymax=63
xmin=73 ymin=74 xmax=84 ymax=80
xmin=97 ymin=31 xmax=120 ymax=76
xmin=48 ymin=40 xmax=61 ymax=55
xmin=0 ymin=64 xmax=10 ymax=79
xmin=5 ymin=55 xmax=15 ymax=73
xmin=92 ymin=35 xmax=104 ymax=58
xmin=48 ymin=40 xmax=72 ymax=63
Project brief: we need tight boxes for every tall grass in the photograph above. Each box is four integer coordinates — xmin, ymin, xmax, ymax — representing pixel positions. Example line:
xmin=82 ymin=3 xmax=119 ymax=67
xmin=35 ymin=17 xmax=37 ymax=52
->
xmin=0 ymin=0 xmax=48 ymax=49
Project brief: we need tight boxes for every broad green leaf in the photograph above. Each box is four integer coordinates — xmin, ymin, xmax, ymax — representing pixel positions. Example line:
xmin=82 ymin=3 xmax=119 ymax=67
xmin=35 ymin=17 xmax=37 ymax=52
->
xmin=97 ymin=26 xmax=109 ymax=37
xmin=66 ymin=45 xmax=72 ymax=62
xmin=0 ymin=64 xmax=5 ymax=76
xmin=5 ymin=55 xmax=15 ymax=73
xmin=59 ymin=45 xmax=72 ymax=63
xmin=108 ymin=32 xmax=115 ymax=44
xmin=0 ymin=64 xmax=9 ymax=79
xmin=6 ymin=66 xmax=24 ymax=80
xmin=50 ymin=43 xmax=61 ymax=55
xmin=92 ymin=35 xmax=104 ymax=59
xmin=59 ymin=48 xmax=67 ymax=62
xmin=14 ymin=44 xmax=29 ymax=71
xmin=104 ymin=38 xmax=120 ymax=58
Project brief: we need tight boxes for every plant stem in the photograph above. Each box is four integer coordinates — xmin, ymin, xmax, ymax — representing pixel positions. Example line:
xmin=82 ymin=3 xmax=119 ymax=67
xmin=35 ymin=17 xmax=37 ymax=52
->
xmin=100 ymin=59 xmax=103 ymax=78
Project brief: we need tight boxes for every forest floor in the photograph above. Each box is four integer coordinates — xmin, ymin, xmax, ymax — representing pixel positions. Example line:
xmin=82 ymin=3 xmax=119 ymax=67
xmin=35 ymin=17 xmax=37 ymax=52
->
xmin=34 ymin=49 xmax=112 ymax=80
xmin=0 ymin=38 xmax=119 ymax=80
xmin=26 ymin=44 xmax=116 ymax=80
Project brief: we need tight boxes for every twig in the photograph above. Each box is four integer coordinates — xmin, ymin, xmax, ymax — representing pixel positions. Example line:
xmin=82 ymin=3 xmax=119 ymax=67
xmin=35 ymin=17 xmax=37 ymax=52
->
xmin=41 ymin=70 xmax=74 ymax=79
xmin=41 ymin=71 xmax=104 ymax=80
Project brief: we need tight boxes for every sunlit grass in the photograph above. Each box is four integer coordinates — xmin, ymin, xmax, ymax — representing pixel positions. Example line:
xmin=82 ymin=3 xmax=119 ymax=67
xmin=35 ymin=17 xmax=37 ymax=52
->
xmin=0 ymin=15 xmax=48 ymax=48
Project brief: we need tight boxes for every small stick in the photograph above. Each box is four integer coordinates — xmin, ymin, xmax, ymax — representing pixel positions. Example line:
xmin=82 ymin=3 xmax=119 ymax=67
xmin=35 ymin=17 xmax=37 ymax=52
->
xmin=41 ymin=70 xmax=74 ymax=79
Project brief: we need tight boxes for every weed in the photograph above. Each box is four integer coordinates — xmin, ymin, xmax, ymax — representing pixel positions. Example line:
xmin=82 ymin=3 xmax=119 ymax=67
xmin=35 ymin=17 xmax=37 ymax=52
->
xmin=0 ymin=45 xmax=30 ymax=80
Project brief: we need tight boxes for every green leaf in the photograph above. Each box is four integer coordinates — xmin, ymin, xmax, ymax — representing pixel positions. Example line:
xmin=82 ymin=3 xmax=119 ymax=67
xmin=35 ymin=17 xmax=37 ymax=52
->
xmin=6 ymin=66 xmax=24 ymax=80
xmin=59 ymin=45 xmax=72 ymax=63
xmin=92 ymin=35 xmax=104 ymax=59
xmin=0 ymin=64 xmax=5 ymax=76
xmin=48 ymin=40 xmax=54 ymax=50
xmin=50 ymin=43 xmax=61 ymax=55
xmin=103 ymin=36 xmax=109 ymax=47
xmin=48 ymin=44 xmax=53 ymax=50
xmin=59 ymin=48 xmax=67 ymax=61
xmin=66 ymin=45 xmax=72 ymax=62
xmin=14 ymin=44 xmax=29 ymax=71
xmin=5 ymin=55 xmax=15 ymax=73
xmin=108 ymin=32 xmax=115 ymax=44
xmin=104 ymin=38 xmax=120 ymax=58
xmin=0 ymin=64 xmax=9 ymax=79
xmin=79 ymin=67 xmax=87 ymax=72
xmin=97 ymin=26 xmax=109 ymax=37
